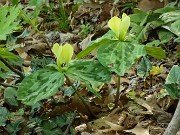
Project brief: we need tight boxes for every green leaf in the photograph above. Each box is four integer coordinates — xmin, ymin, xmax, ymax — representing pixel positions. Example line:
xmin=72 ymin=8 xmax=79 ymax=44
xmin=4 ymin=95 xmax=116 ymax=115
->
xmin=0 ymin=48 xmax=19 ymax=61
xmin=169 ymin=20 xmax=180 ymax=37
xmin=17 ymin=69 xmax=64 ymax=105
xmin=20 ymin=9 xmax=38 ymax=31
xmin=0 ymin=6 xmax=20 ymax=40
xmin=97 ymin=40 xmax=146 ymax=76
xmin=0 ymin=48 xmax=22 ymax=67
xmin=130 ymin=20 xmax=165 ymax=42
xmin=11 ymin=0 xmax=20 ymax=5
xmin=67 ymin=60 xmax=111 ymax=97
xmin=160 ymin=10 xmax=180 ymax=23
xmin=0 ymin=61 xmax=9 ymax=71
xmin=76 ymin=31 xmax=115 ymax=59
xmin=145 ymin=46 xmax=166 ymax=59
xmin=165 ymin=65 xmax=180 ymax=99
xmin=154 ymin=6 xmax=177 ymax=14
xmin=146 ymin=40 xmax=161 ymax=47
xmin=158 ymin=29 xmax=175 ymax=43
xmin=4 ymin=87 xmax=18 ymax=106
xmin=129 ymin=11 xmax=148 ymax=25
xmin=0 ymin=107 xmax=9 ymax=126
xmin=29 ymin=0 xmax=45 ymax=6
xmin=42 ymin=120 xmax=60 ymax=135
xmin=6 ymin=120 xmax=21 ymax=135
xmin=137 ymin=56 xmax=152 ymax=78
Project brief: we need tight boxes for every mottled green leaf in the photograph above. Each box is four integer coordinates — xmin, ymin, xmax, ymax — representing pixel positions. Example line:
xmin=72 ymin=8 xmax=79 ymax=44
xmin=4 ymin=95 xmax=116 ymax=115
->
xmin=137 ymin=56 xmax=152 ymax=77
xmin=97 ymin=40 xmax=146 ymax=76
xmin=154 ymin=6 xmax=177 ymax=14
xmin=129 ymin=11 xmax=148 ymax=25
xmin=160 ymin=10 xmax=180 ymax=23
xmin=0 ymin=107 xmax=9 ymax=126
xmin=4 ymin=87 xmax=18 ymax=106
xmin=165 ymin=65 xmax=180 ymax=99
xmin=158 ymin=29 xmax=174 ymax=43
xmin=169 ymin=20 xmax=180 ymax=37
xmin=17 ymin=69 xmax=64 ymax=105
xmin=67 ymin=60 xmax=111 ymax=97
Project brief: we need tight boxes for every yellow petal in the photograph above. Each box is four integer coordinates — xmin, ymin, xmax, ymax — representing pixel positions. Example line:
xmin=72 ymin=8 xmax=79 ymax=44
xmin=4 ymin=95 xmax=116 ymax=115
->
xmin=52 ymin=43 xmax=63 ymax=68
xmin=61 ymin=43 xmax=74 ymax=64
xmin=122 ymin=13 xmax=128 ymax=20
xmin=108 ymin=13 xmax=130 ymax=41
xmin=119 ymin=13 xmax=130 ymax=41
xmin=52 ymin=43 xmax=62 ymax=59
xmin=108 ymin=16 xmax=121 ymax=39
xmin=150 ymin=65 xmax=164 ymax=76
xmin=121 ymin=13 xmax=130 ymax=36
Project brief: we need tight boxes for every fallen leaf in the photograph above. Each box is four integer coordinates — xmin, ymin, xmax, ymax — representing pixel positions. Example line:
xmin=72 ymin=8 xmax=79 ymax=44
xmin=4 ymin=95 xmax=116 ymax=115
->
xmin=125 ymin=123 xmax=150 ymax=135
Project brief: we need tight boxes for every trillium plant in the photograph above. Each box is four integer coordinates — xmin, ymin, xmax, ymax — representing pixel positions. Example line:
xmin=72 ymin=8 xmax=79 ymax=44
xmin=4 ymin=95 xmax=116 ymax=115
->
xmin=17 ymin=43 xmax=111 ymax=117
xmin=77 ymin=13 xmax=146 ymax=106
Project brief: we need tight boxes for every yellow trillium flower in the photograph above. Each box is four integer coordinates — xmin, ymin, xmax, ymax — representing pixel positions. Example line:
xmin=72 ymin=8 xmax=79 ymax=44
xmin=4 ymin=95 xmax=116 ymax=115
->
xmin=108 ymin=13 xmax=130 ymax=41
xmin=150 ymin=65 xmax=164 ymax=76
xmin=52 ymin=43 xmax=73 ymax=69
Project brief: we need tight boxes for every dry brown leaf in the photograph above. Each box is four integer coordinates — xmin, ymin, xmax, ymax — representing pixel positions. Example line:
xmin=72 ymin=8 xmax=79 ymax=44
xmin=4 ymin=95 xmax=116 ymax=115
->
xmin=90 ymin=114 xmax=123 ymax=134
xmin=79 ymin=34 xmax=94 ymax=50
xmin=133 ymin=98 xmax=153 ymax=114
xmin=138 ymin=0 xmax=164 ymax=11
xmin=95 ymin=121 xmax=122 ymax=135
xmin=75 ymin=124 xmax=87 ymax=132
xmin=124 ymin=123 xmax=150 ymax=135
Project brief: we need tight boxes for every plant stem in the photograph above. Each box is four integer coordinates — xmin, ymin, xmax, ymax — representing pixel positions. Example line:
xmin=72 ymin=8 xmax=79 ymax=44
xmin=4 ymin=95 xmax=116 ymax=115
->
xmin=163 ymin=99 xmax=180 ymax=135
xmin=115 ymin=75 xmax=121 ymax=107
xmin=64 ymin=75 xmax=96 ymax=118
xmin=0 ymin=55 xmax=24 ymax=80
